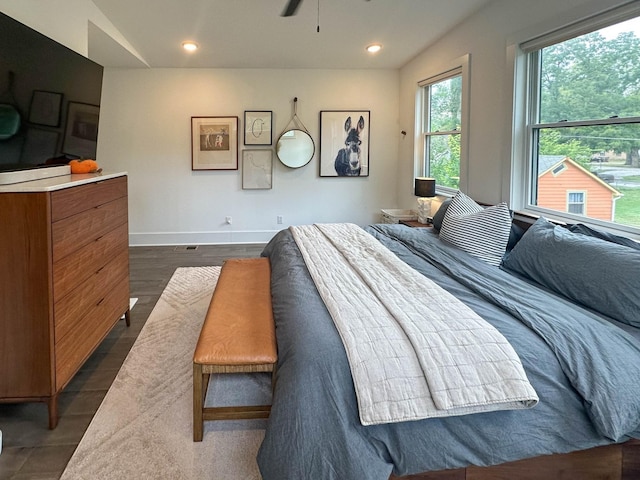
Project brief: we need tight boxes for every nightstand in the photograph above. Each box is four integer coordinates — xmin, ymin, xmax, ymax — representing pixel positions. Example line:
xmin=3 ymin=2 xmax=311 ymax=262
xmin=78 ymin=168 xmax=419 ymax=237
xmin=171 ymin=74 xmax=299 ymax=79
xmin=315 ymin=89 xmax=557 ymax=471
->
xmin=399 ymin=219 xmax=433 ymax=228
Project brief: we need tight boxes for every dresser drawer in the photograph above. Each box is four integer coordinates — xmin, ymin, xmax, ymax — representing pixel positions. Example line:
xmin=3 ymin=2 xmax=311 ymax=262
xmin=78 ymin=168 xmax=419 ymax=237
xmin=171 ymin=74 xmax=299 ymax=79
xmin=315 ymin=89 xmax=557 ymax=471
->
xmin=51 ymin=176 xmax=127 ymax=222
xmin=54 ymin=249 xmax=129 ymax=343
xmin=53 ymin=222 xmax=129 ymax=301
xmin=52 ymin=196 xmax=128 ymax=262
xmin=54 ymin=275 xmax=129 ymax=390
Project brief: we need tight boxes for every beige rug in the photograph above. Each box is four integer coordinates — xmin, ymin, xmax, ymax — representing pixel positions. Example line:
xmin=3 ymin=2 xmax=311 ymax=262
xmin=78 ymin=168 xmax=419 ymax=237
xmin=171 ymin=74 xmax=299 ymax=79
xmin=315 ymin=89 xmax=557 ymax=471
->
xmin=61 ymin=266 xmax=271 ymax=480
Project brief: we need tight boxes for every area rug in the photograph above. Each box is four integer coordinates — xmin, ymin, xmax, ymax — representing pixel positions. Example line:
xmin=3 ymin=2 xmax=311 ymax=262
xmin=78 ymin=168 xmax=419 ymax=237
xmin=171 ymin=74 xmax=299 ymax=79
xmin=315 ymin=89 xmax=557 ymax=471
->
xmin=61 ymin=266 xmax=271 ymax=480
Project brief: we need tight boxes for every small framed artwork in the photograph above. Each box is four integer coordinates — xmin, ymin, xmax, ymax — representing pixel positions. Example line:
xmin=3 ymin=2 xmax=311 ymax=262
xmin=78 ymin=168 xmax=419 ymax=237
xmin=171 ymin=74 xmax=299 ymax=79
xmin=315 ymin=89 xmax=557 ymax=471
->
xmin=244 ymin=110 xmax=272 ymax=146
xmin=242 ymin=149 xmax=273 ymax=189
xmin=191 ymin=116 xmax=239 ymax=170
xmin=62 ymin=102 xmax=100 ymax=158
xmin=319 ymin=110 xmax=370 ymax=177
xmin=28 ymin=90 xmax=63 ymax=127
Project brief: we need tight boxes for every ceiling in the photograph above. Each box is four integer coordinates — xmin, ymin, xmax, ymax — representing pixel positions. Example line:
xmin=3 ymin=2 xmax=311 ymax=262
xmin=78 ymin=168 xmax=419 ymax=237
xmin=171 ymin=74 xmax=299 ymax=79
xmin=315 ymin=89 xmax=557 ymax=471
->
xmin=90 ymin=0 xmax=493 ymax=69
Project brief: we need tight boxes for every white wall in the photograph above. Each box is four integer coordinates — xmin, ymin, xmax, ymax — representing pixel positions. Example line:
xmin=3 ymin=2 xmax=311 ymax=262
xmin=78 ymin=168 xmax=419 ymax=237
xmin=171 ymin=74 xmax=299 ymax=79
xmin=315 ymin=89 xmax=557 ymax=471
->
xmin=98 ymin=68 xmax=400 ymax=244
xmin=0 ymin=0 xmax=144 ymax=64
xmin=397 ymin=0 xmax=633 ymax=210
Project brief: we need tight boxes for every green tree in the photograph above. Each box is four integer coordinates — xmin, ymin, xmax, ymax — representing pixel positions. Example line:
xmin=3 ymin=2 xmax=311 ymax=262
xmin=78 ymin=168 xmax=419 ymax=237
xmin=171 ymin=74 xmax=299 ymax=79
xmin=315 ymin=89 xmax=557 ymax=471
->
xmin=428 ymin=75 xmax=461 ymax=187
xmin=429 ymin=134 xmax=460 ymax=189
xmin=539 ymin=30 xmax=640 ymax=166
xmin=538 ymin=129 xmax=595 ymax=168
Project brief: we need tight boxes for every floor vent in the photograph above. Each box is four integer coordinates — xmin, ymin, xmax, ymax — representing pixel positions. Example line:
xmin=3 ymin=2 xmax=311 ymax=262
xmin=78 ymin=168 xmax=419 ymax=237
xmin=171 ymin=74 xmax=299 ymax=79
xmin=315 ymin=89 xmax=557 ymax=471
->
xmin=174 ymin=245 xmax=199 ymax=251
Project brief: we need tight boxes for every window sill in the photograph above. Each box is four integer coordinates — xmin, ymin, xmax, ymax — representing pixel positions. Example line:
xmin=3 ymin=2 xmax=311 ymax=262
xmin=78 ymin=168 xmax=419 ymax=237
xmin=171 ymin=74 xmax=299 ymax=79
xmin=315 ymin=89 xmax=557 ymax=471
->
xmin=515 ymin=207 xmax=640 ymax=242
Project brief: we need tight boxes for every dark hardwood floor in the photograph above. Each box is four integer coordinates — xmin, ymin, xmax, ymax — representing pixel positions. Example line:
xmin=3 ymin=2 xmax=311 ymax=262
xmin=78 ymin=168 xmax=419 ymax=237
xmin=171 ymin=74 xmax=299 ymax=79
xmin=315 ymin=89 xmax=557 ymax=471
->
xmin=0 ymin=244 xmax=264 ymax=480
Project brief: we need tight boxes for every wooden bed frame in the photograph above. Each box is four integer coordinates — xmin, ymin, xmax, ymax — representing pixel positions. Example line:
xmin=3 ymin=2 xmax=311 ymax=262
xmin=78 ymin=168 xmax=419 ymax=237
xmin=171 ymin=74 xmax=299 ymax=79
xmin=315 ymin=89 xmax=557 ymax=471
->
xmin=391 ymin=438 xmax=640 ymax=480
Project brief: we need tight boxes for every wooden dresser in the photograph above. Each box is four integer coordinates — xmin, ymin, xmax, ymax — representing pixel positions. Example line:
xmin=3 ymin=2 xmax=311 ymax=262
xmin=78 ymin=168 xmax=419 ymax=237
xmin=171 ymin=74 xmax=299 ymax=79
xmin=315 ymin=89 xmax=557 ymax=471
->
xmin=0 ymin=172 xmax=130 ymax=428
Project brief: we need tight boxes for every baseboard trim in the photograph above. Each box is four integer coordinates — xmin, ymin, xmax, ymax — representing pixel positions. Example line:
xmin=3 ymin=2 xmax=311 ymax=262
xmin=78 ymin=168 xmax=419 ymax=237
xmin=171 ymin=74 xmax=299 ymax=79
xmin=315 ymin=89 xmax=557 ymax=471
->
xmin=128 ymin=229 xmax=278 ymax=246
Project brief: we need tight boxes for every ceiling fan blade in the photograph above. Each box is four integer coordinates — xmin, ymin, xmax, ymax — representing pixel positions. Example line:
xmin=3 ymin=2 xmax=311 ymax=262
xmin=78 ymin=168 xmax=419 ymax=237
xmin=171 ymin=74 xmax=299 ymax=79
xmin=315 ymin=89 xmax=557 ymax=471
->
xmin=281 ymin=0 xmax=303 ymax=17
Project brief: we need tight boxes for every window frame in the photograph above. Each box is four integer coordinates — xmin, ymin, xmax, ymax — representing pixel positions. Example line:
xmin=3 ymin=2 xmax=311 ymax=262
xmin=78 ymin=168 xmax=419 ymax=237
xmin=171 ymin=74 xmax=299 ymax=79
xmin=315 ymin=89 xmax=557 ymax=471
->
xmin=414 ymin=54 xmax=470 ymax=196
xmin=510 ymin=2 xmax=640 ymax=238
xmin=567 ymin=190 xmax=586 ymax=215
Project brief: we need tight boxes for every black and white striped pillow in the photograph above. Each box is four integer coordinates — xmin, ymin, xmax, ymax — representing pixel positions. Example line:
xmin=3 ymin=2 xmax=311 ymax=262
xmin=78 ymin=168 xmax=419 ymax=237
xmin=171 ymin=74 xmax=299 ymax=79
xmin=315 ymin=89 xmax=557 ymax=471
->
xmin=439 ymin=191 xmax=511 ymax=266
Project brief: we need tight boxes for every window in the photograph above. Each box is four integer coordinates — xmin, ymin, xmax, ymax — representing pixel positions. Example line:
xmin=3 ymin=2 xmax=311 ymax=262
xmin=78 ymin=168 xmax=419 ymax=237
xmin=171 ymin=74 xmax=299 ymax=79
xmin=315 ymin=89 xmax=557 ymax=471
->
xmin=552 ymin=163 xmax=567 ymax=176
xmin=567 ymin=191 xmax=586 ymax=215
xmin=519 ymin=7 xmax=640 ymax=232
xmin=416 ymin=56 xmax=469 ymax=194
xmin=421 ymin=73 xmax=461 ymax=190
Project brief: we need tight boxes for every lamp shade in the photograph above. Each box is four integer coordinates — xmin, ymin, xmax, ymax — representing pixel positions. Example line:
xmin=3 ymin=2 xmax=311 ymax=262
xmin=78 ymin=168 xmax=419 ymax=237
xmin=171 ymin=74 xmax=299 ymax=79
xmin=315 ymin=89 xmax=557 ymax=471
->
xmin=414 ymin=177 xmax=436 ymax=197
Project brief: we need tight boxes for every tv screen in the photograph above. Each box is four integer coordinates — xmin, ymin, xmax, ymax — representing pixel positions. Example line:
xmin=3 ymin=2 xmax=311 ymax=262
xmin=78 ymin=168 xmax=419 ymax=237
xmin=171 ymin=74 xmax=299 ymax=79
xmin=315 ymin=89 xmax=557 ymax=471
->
xmin=0 ymin=11 xmax=103 ymax=171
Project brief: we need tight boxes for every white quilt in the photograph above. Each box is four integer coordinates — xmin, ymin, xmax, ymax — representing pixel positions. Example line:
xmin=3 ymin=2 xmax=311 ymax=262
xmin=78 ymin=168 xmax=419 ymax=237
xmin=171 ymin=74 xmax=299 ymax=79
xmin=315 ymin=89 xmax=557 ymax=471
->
xmin=290 ymin=223 xmax=538 ymax=425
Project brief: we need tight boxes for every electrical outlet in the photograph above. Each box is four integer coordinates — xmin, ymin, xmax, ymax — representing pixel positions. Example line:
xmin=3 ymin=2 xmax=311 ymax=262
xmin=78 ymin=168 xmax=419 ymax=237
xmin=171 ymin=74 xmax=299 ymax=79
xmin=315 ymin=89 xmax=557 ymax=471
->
xmin=277 ymin=215 xmax=283 ymax=224
xmin=225 ymin=216 xmax=232 ymax=224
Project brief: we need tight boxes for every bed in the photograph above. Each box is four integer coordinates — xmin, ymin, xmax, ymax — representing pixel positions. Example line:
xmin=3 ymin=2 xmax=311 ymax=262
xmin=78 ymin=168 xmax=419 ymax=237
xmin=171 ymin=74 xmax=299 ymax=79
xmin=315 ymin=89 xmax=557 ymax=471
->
xmin=257 ymin=194 xmax=640 ymax=480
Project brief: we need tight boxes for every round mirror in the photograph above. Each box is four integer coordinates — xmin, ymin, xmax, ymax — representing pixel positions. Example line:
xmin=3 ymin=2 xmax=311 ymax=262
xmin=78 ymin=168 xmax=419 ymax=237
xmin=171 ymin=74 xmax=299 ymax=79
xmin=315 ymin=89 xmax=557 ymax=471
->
xmin=276 ymin=128 xmax=315 ymax=169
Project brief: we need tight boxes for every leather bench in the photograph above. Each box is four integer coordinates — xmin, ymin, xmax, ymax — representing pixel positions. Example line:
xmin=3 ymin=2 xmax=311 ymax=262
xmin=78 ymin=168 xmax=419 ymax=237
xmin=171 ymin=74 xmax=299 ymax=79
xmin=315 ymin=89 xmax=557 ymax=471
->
xmin=193 ymin=257 xmax=277 ymax=442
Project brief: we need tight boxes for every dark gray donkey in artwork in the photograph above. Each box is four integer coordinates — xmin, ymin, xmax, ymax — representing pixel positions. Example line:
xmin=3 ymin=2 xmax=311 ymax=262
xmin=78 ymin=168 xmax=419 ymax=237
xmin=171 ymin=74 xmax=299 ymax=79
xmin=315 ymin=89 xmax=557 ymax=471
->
xmin=334 ymin=116 xmax=365 ymax=176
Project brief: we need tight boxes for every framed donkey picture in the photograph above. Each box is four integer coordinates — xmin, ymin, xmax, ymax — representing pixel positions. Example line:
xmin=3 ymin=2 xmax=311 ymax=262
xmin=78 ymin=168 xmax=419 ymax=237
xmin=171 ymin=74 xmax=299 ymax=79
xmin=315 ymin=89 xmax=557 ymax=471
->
xmin=319 ymin=110 xmax=370 ymax=177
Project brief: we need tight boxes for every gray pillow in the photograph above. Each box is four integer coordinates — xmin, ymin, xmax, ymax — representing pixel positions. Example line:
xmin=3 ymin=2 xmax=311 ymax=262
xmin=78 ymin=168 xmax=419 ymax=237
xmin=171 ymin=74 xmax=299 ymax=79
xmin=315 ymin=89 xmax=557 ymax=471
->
xmin=439 ymin=191 xmax=512 ymax=266
xmin=567 ymin=223 xmax=640 ymax=250
xmin=431 ymin=198 xmax=452 ymax=232
xmin=502 ymin=217 xmax=640 ymax=328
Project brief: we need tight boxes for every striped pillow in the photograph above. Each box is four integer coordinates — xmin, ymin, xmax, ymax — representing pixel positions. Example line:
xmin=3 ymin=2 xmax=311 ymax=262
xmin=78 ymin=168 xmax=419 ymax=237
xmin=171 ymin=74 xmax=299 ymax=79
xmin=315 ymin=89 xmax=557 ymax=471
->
xmin=439 ymin=191 xmax=511 ymax=266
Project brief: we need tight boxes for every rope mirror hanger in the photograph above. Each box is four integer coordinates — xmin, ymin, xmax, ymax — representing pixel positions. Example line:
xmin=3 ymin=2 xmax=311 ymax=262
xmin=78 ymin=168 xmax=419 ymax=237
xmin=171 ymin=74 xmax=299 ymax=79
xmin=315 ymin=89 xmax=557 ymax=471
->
xmin=276 ymin=97 xmax=315 ymax=169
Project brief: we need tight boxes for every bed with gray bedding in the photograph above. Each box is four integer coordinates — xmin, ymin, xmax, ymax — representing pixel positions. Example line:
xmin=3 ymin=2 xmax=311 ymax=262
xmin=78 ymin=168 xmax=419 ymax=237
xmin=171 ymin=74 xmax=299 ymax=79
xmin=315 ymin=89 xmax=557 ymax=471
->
xmin=257 ymin=222 xmax=640 ymax=479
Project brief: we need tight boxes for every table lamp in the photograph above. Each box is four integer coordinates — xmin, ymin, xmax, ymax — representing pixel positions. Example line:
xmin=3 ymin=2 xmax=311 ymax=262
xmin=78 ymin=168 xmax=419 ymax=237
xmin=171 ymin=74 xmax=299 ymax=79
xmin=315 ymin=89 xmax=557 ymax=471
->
xmin=414 ymin=177 xmax=436 ymax=224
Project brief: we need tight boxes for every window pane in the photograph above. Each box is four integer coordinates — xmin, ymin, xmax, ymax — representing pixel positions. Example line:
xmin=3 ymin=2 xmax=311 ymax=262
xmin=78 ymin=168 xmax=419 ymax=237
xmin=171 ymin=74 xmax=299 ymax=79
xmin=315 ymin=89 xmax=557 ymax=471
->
xmin=534 ymin=124 xmax=640 ymax=228
xmin=568 ymin=203 xmax=584 ymax=214
xmin=539 ymin=18 xmax=640 ymax=123
xmin=568 ymin=192 xmax=584 ymax=203
xmin=428 ymin=76 xmax=461 ymax=132
xmin=427 ymin=134 xmax=460 ymax=189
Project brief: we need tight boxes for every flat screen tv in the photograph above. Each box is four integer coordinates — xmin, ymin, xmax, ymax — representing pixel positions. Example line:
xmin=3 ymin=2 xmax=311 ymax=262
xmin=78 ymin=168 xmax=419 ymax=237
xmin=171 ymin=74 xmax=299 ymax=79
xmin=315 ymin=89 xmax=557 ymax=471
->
xmin=0 ymin=11 xmax=103 ymax=172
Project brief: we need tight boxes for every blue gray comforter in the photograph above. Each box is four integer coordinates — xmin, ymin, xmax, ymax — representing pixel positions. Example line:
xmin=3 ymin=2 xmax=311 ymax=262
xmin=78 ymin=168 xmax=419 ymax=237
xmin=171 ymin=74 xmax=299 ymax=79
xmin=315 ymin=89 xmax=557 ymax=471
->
xmin=257 ymin=224 xmax=640 ymax=479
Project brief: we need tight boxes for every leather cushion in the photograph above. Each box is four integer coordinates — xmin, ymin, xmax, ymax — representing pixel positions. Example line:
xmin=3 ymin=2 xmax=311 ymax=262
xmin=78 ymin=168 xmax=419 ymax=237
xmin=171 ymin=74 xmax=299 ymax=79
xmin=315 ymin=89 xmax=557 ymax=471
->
xmin=194 ymin=258 xmax=277 ymax=365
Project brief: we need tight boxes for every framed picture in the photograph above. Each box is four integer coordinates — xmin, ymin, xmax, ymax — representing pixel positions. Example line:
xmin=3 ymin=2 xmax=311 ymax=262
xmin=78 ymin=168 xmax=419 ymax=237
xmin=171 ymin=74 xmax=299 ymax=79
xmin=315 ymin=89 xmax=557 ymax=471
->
xmin=244 ymin=110 xmax=272 ymax=145
xmin=62 ymin=102 xmax=100 ymax=158
xmin=242 ymin=149 xmax=273 ymax=189
xmin=319 ymin=110 xmax=370 ymax=177
xmin=28 ymin=90 xmax=63 ymax=127
xmin=191 ymin=116 xmax=238 ymax=170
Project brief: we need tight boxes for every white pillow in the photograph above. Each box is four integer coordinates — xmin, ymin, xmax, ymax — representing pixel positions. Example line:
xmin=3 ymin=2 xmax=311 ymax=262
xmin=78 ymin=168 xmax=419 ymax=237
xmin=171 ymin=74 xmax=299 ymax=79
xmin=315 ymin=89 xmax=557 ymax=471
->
xmin=439 ymin=191 xmax=511 ymax=266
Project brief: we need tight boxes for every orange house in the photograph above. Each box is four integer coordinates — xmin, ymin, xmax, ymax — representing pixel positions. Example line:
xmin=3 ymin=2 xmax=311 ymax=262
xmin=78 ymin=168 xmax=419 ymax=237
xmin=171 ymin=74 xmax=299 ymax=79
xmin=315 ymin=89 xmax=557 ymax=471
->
xmin=537 ymin=156 xmax=622 ymax=221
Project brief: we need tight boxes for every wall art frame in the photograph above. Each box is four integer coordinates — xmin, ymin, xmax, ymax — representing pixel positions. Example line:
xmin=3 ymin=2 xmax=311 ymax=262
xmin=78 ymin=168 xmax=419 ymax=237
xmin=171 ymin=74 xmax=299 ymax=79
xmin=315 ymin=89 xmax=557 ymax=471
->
xmin=319 ymin=110 xmax=370 ymax=177
xmin=62 ymin=102 xmax=100 ymax=158
xmin=28 ymin=90 xmax=63 ymax=127
xmin=244 ymin=110 xmax=273 ymax=146
xmin=242 ymin=149 xmax=273 ymax=189
xmin=191 ymin=116 xmax=239 ymax=170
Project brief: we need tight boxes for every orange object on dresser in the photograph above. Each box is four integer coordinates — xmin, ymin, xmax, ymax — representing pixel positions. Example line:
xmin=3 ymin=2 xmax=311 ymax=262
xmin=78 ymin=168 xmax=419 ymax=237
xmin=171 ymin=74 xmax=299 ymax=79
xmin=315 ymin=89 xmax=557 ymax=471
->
xmin=69 ymin=159 xmax=100 ymax=174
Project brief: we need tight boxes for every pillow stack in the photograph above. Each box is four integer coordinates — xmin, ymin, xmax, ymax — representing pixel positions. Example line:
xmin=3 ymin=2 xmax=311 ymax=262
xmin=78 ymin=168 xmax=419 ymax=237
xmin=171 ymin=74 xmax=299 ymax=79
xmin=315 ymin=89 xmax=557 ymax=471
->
xmin=439 ymin=191 xmax=512 ymax=266
xmin=502 ymin=217 xmax=640 ymax=327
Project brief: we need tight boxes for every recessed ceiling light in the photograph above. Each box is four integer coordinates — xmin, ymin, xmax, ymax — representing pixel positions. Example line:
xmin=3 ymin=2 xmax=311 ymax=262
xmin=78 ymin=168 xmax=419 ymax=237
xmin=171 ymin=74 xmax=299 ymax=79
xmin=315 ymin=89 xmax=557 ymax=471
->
xmin=366 ymin=44 xmax=382 ymax=53
xmin=182 ymin=41 xmax=198 ymax=52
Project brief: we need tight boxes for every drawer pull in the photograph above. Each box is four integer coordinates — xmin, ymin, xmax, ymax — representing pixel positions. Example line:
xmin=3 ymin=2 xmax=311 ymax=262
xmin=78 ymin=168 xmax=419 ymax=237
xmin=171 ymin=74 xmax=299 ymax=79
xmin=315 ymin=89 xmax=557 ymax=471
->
xmin=94 ymin=235 xmax=104 ymax=242
xmin=96 ymin=297 xmax=105 ymax=306
xmin=95 ymin=265 xmax=105 ymax=275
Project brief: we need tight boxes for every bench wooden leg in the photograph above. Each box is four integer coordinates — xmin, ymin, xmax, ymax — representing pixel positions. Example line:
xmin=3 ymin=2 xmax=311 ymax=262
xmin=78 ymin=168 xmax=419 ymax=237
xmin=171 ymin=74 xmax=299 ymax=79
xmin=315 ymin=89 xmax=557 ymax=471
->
xmin=193 ymin=363 xmax=204 ymax=442
xmin=271 ymin=362 xmax=278 ymax=394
